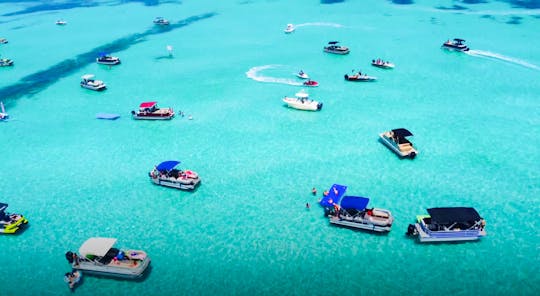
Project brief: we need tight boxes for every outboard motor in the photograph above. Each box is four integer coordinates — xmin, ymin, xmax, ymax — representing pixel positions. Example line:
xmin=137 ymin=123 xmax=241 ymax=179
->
xmin=406 ymin=224 xmax=417 ymax=236
xmin=65 ymin=251 xmax=74 ymax=264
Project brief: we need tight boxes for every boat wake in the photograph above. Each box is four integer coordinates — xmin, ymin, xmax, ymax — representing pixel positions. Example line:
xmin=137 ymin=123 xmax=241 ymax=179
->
xmin=246 ymin=65 xmax=303 ymax=86
xmin=467 ymin=50 xmax=540 ymax=71
xmin=295 ymin=22 xmax=343 ymax=28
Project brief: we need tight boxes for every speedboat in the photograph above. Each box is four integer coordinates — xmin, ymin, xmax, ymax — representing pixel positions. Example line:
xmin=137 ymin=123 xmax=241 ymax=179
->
xmin=0 ymin=102 xmax=8 ymax=121
xmin=344 ymin=72 xmax=376 ymax=82
xmin=284 ymin=24 xmax=295 ymax=33
xmin=0 ymin=38 xmax=8 ymax=44
xmin=379 ymin=128 xmax=417 ymax=158
xmin=442 ymin=38 xmax=470 ymax=52
xmin=64 ymin=270 xmax=82 ymax=290
xmin=321 ymin=187 xmax=393 ymax=232
xmin=96 ymin=54 xmax=121 ymax=65
xmin=80 ymin=74 xmax=106 ymax=91
xmin=371 ymin=59 xmax=395 ymax=69
xmin=66 ymin=237 xmax=151 ymax=278
xmin=149 ymin=160 xmax=201 ymax=190
xmin=406 ymin=207 xmax=486 ymax=243
xmin=282 ymin=90 xmax=322 ymax=111
xmin=56 ymin=20 xmax=67 ymax=25
xmin=0 ymin=203 xmax=28 ymax=234
xmin=296 ymin=70 xmax=309 ymax=79
xmin=324 ymin=41 xmax=350 ymax=55
xmin=131 ymin=101 xmax=174 ymax=120
xmin=0 ymin=58 xmax=13 ymax=67
xmin=303 ymin=80 xmax=319 ymax=87
xmin=153 ymin=17 xmax=170 ymax=25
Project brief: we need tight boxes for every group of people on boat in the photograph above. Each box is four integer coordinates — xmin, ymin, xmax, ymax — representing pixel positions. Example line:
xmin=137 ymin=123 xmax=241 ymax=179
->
xmin=372 ymin=58 xmax=389 ymax=65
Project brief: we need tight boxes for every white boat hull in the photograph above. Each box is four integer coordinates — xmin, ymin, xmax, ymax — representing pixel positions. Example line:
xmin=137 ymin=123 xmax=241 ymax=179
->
xmin=379 ymin=133 xmax=417 ymax=158
xmin=74 ymin=257 xmax=151 ymax=278
xmin=150 ymin=176 xmax=200 ymax=190
xmin=283 ymin=97 xmax=322 ymax=111
xmin=81 ymin=83 xmax=106 ymax=91
xmin=414 ymin=223 xmax=485 ymax=242
xmin=330 ymin=218 xmax=392 ymax=232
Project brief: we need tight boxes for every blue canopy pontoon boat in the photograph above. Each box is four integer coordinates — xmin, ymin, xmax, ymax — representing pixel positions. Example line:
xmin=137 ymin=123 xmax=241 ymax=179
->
xmin=149 ymin=160 xmax=200 ymax=190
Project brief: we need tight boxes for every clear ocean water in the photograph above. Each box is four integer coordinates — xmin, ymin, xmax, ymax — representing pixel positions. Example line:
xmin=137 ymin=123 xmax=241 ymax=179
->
xmin=1 ymin=0 xmax=539 ymax=295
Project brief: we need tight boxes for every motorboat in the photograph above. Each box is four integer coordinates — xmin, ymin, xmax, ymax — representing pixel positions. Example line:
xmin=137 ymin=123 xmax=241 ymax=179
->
xmin=0 ymin=102 xmax=8 ymax=121
xmin=66 ymin=237 xmax=151 ymax=279
xmin=80 ymin=74 xmax=106 ymax=91
xmin=303 ymin=80 xmax=319 ymax=87
xmin=344 ymin=72 xmax=376 ymax=82
xmin=284 ymin=24 xmax=295 ymax=33
xmin=149 ymin=160 xmax=201 ymax=190
xmin=296 ymin=70 xmax=309 ymax=79
xmin=0 ymin=58 xmax=13 ymax=67
xmin=442 ymin=38 xmax=470 ymax=52
xmin=282 ymin=90 xmax=322 ymax=111
xmin=379 ymin=128 xmax=417 ymax=158
xmin=0 ymin=38 xmax=8 ymax=44
xmin=319 ymin=185 xmax=393 ymax=232
xmin=406 ymin=207 xmax=486 ymax=243
xmin=0 ymin=203 xmax=28 ymax=234
xmin=371 ymin=59 xmax=395 ymax=69
xmin=153 ymin=17 xmax=170 ymax=25
xmin=131 ymin=101 xmax=174 ymax=120
xmin=323 ymin=41 xmax=350 ymax=55
xmin=64 ymin=270 xmax=82 ymax=290
xmin=56 ymin=20 xmax=67 ymax=25
xmin=96 ymin=53 xmax=121 ymax=65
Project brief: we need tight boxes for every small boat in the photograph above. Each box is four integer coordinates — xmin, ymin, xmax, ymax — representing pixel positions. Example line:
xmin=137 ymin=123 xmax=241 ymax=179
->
xmin=442 ymin=38 xmax=470 ymax=52
xmin=131 ymin=101 xmax=174 ymax=120
xmin=324 ymin=41 xmax=350 ymax=55
xmin=0 ymin=102 xmax=8 ymax=121
xmin=96 ymin=53 xmax=121 ymax=65
xmin=0 ymin=38 xmax=8 ymax=44
xmin=344 ymin=72 xmax=376 ymax=82
xmin=153 ymin=17 xmax=170 ymax=25
xmin=149 ymin=160 xmax=201 ymax=190
xmin=66 ymin=237 xmax=151 ymax=279
xmin=0 ymin=58 xmax=14 ymax=67
xmin=320 ymin=185 xmax=394 ymax=232
xmin=56 ymin=20 xmax=67 ymax=25
xmin=284 ymin=24 xmax=295 ymax=33
xmin=303 ymin=80 xmax=319 ymax=87
xmin=371 ymin=59 xmax=395 ymax=69
xmin=0 ymin=203 xmax=28 ymax=234
xmin=80 ymin=74 xmax=106 ymax=91
xmin=296 ymin=70 xmax=309 ymax=79
xmin=282 ymin=90 xmax=322 ymax=111
xmin=96 ymin=113 xmax=120 ymax=120
xmin=406 ymin=207 xmax=486 ymax=243
xmin=64 ymin=270 xmax=82 ymax=290
xmin=379 ymin=128 xmax=417 ymax=158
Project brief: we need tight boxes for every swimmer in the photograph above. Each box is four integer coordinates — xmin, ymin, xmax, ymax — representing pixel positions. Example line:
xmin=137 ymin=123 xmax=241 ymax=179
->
xmin=311 ymin=187 xmax=317 ymax=195
xmin=306 ymin=202 xmax=310 ymax=209
xmin=323 ymin=190 xmax=329 ymax=197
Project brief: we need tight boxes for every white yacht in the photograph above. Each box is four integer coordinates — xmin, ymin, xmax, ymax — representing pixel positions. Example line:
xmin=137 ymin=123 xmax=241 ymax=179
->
xmin=66 ymin=237 xmax=150 ymax=279
xmin=80 ymin=74 xmax=106 ymax=91
xmin=282 ymin=90 xmax=322 ymax=111
xmin=96 ymin=54 xmax=121 ymax=65
xmin=379 ymin=128 xmax=417 ymax=158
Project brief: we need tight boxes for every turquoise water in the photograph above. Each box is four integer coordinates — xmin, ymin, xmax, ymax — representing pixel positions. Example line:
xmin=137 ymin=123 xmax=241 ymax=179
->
xmin=1 ymin=0 xmax=539 ymax=295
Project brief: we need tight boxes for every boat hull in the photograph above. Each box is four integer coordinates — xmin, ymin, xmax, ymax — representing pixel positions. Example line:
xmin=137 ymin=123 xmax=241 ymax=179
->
xmin=371 ymin=63 xmax=394 ymax=69
xmin=74 ymin=257 xmax=151 ymax=279
xmin=413 ymin=223 xmax=485 ymax=242
xmin=344 ymin=74 xmax=376 ymax=82
xmin=330 ymin=218 xmax=392 ymax=232
xmin=131 ymin=114 xmax=174 ymax=120
xmin=324 ymin=48 xmax=350 ymax=55
xmin=283 ymin=98 xmax=322 ymax=111
xmin=441 ymin=45 xmax=469 ymax=52
xmin=81 ymin=84 xmax=106 ymax=91
xmin=150 ymin=175 xmax=200 ymax=190
xmin=379 ymin=134 xmax=417 ymax=158
xmin=96 ymin=59 xmax=121 ymax=65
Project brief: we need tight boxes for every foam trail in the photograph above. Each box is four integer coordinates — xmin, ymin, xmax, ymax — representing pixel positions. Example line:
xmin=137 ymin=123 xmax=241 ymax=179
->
xmin=246 ymin=65 xmax=303 ymax=86
xmin=295 ymin=22 xmax=343 ymax=28
xmin=467 ymin=50 xmax=540 ymax=70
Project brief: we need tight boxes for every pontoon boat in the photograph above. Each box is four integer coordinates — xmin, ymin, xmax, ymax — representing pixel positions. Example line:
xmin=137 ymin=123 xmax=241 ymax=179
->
xmin=149 ymin=160 xmax=201 ymax=190
xmin=0 ymin=203 xmax=28 ymax=234
xmin=406 ymin=207 xmax=486 ymax=242
xmin=344 ymin=72 xmax=376 ymax=82
xmin=442 ymin=38 xmax=470 ymax=52
xmin=80 ymin=74 xmax=106 ymax=91
xmin=379 ymin=128 xmax=417 ymax=158
xmin=131 ymin=101 xmax=174 ymax=120
xmin=324 ymin=41 xmax=350 ymax=55
xmin=66 ymin=237 xmax=150 ymax=278
xmin=282 ymin=90 xmax=322 ymax=111
xmin=96 ymin=54 xmax=121 ymax=65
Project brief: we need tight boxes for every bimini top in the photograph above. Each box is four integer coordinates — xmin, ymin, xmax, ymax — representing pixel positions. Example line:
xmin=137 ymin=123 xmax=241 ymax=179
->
xmin=427 ymin=207 xmax=481 ymax=224
xmin=81 ymin=74 xmax=95 ymax=80
xmin=339 ymin=196 xmax=370 ymax=211
xmin=79 ymin=237 xmax=117 ymax=257
xmin=319 ymin=184 xmax=347 ymax=207
xmin=140 ymin=102 xmax=157 ymax=109
xmin=454 ymin=38 xmax=465 ymax=43
xmin=295 ymin=91 xmax=309 ymax=98
xmin=392 ymin=128 xmax=413 ymax=138
xmin=328 ymin=41 xmax=339 ymax=45
xmin=0 ymin=203 xmax=8 ymax=212
xmin=156 ymin=160 xmax=180 ymax=171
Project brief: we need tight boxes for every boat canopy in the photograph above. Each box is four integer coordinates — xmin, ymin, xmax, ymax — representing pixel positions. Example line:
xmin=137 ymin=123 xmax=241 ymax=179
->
xmin=0 ymin=203 xmax=8 ymax=212
xmin=454 ymin=38 xmax=465 ymax=43
xmin=295 ymin=92 xmax=309 ymax=98
xmin=98 ymin=52 xmax=109 ymax=57
xmin=81 ymin=74 xmax=94 ymax=80
xmin=339 ymin=196 xmax=370 ymax=211
xmin=79 ymin=237 xmax=117 ymax=257
xmin=328 ymin=41 xmax=339 ymax=44
xmin=319 ymin=184 xmax=347 ymax=207
xmin=140 ymin=102 xmax=157 ymax=109
xmin=391 ymin=128 xmax=413 ymax=138
xmin=156 ymin=160 xmax=180 ymax=171
xmin=427 ymin=207 xmax=481 ymax=224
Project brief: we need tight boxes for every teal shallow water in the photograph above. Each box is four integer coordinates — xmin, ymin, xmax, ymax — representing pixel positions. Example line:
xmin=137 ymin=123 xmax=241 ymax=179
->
xmin=1 ymin=0 xmax=539 ymax=295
